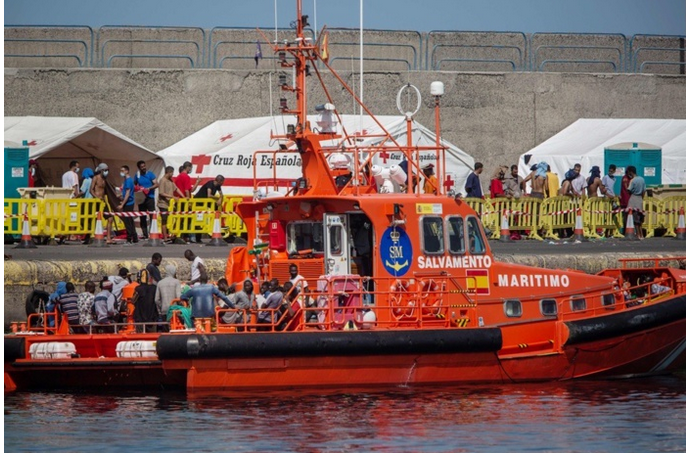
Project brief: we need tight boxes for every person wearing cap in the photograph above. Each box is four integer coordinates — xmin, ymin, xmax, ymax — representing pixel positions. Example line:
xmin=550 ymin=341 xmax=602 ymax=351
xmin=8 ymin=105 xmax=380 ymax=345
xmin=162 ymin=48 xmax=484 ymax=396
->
xmin=587 ymin=165 xmax=605 ymax=198
xmin=93 ymin=279 xmax=119 ymax=328
xmin=422 ymin=163 xmax=438 ymax=195
xmin=465 ymin=162 xmax=484 ymax=199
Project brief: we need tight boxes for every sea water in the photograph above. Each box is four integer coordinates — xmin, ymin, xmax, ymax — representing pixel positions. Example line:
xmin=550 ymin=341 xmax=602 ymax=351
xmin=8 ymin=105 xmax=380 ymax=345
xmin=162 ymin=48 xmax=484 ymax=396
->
xmin=5 ymin=376 xmax=686 ymax=452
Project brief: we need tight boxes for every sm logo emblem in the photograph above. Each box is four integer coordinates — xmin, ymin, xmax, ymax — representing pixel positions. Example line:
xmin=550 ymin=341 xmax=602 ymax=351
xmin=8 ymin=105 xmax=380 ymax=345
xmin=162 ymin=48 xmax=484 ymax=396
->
xmin=380 ymin=227 xmax=413 ymax=277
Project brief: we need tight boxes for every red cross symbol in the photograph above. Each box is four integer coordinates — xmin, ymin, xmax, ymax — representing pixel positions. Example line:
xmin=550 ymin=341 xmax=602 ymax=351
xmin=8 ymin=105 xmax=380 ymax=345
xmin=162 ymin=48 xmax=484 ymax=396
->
xmin=379 ymin=150 xmax=390 ymax=164
xmin=219 ymin=133 xmax=233 ymax=142
xmin=191 ymin=154 xmax=212 ymax=173
xmin=27 ymin=140 xmax=37 ymax=146
xmin=444 ymin=174 xmax=455 ymax=190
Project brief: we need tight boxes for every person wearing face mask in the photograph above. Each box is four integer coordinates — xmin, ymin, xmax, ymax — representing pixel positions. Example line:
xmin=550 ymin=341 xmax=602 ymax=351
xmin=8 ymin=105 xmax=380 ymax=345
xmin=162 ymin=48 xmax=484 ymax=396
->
xmin=91 ymin=163 xmax=114 ymax=244
xmin=134 ymin=160 xmax=159 ymax=240
xmin=28 ymin=160 xmax=46 ymax=188
xmin=118 ymin=165 xmax=139 ymax=244
xmin=62 ymin=160 xmax=81 ymax=198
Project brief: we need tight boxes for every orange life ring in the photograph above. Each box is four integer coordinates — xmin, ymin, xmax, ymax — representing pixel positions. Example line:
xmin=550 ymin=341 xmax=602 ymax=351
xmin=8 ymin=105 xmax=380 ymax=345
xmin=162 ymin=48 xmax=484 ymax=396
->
xmin=419 ymin=278 xmax=444 ymax=316
xmin=389 ymin=279 xmax=417 ymax=319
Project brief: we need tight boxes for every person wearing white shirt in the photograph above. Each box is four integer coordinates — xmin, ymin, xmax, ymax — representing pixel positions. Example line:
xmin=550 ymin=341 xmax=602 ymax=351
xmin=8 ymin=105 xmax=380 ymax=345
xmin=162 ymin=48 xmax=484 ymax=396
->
xmin=184 ymin=249 xmax=206 ymax=285
xmin=62 ymin=160 xmax=81 ymax=198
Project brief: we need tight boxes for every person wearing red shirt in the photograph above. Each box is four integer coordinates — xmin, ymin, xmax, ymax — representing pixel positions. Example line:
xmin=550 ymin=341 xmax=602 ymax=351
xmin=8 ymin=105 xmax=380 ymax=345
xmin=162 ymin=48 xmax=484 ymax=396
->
xmin=489 ymin=166 xmax=508 ymax=198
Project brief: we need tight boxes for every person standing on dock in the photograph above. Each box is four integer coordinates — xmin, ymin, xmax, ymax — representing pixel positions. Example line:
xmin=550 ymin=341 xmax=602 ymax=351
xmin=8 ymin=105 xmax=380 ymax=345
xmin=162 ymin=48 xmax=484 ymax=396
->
xmin=465 ymin=162 xmax=484 ymax=199
xmin=134 ymin=160 xmax=159 ymax=240
xmin=118 ymin=165 xmax=139 ymax=244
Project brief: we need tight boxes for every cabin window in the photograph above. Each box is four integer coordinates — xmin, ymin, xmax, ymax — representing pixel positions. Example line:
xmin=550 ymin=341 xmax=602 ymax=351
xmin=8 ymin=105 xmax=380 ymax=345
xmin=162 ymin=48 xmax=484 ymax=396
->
xmin=329 ymin=224 xmax=343 ymax=256
xmin=287 ymin=221 xmax=324 ymax=254
xmin=602 ymin=293 xmax=615 ymax=307
xmin=570 ymin=296 xmax=587 ymax=312
xmin=504 ymin=299 xmax=522 ymax=317
xmin=540 ymin=299 xmax=557 ymax=316
xmin=467 ymin=217 xmax=485 ymax=254
xmin=421 ymin=216 xmax=444 ymax=254
xmin=446 ymin=216 xmax=465 ymax=254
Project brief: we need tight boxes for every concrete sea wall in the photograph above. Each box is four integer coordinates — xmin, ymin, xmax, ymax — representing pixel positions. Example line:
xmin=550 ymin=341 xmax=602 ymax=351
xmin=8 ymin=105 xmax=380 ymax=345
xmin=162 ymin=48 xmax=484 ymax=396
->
xmin=5 ymin=68 xmax=685 ymax=190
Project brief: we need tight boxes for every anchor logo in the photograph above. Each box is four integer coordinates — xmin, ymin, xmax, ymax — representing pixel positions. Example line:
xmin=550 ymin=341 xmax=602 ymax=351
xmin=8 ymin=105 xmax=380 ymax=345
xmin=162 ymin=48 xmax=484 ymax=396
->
xmin=385 ymin=260 xmax=409 ymax=273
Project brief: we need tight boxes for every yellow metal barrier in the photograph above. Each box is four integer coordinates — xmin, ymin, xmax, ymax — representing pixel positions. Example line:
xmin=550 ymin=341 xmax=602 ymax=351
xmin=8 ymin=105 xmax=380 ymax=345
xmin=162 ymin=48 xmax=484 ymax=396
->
xmin=487 ymin=198 xmax=544 ymax=240
xmin=584 ymin=197 xmax=623 ymax=238
xmin=660 ymin=196 xmax=686 ymax=237
xmin=642 ymin=197 xmax=663 ymax=239
xmin=167 ymin=198 xmax=216 ymax=236
xmin=540 ymin=196 xmax=583 ymax=240
xmin=42 ymin=199 xmax=104 ymax=240
xmin=4 ymin=198 xmax=44 ymax=236
xmin=221 ymin=196 xmax=247 ymax=238
xmin=464 ymin=198 xmax=497 ymax=233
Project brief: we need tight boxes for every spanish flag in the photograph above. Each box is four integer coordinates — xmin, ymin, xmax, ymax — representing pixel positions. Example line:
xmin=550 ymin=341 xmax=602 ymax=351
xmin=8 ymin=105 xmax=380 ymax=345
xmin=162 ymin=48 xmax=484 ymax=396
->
xmin=466 ymin=269 xmax=490 ymax=295
xmin=320 ymin=32 xmax=329 ymax=63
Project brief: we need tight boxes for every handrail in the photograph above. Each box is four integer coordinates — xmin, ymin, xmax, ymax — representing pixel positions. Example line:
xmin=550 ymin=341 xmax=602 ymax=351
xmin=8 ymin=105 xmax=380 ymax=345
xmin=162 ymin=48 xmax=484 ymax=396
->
xmin=5 ymin=38 xmax=89 ymax=67
xmin=106 ymin=54 xmax=195 ymax=68
xmin=5 ymin=24 xmax=94 ymax=66
xmin=426 ymin=30 xmax=527 ymax=72
xmin=435 ymin=58 xmax=516 ymax=71
xmin=538 ymin=59 xmax=618 ymax=72
xmin=330 ymin=55 xmax=411 ymax=71
xmin=533 ymin=45 xmax=622 ymax=73
xmin=430 ymin=43 xmax=523 ymax=71
xmin=326 ymin=42 xmax=417 ymax=70
xmin=98 ymin=25 xmax=206 ymax=66
xmin=100 ymin=39 xmax=200 ymax=68
xmin=530 ymin=32 xmax=627 ymax=72
xmin=632 ymin=46 xmax=686 ymax=72
xmin=4 ymin=53 xmax=83 ymax=67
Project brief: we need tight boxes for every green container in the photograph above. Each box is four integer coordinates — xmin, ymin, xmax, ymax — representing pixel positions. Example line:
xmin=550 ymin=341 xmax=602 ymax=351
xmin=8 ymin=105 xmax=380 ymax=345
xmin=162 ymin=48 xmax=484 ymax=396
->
xmin=4 ymin=146 xmax=29 ymax=236
xmin=604 ymin=142 xmax=662 ymax=195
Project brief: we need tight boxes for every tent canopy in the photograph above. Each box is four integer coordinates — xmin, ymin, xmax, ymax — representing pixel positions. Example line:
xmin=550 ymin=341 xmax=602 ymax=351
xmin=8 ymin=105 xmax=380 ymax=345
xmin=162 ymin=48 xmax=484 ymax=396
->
xmin=159 ymin=115 xmax=475 ymax=195
xmin=4 ymin=116 xmax=164 ymax=187
xmin=518 ymin=119 xmax=686 ymax=185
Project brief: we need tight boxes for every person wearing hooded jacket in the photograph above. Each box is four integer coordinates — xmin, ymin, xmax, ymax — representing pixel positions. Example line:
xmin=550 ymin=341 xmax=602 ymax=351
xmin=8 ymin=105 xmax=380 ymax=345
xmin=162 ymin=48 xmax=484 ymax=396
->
xmin=108 ymin=267 xmax=131 ymax=302
xmin=46 ymin=281 xmax=67 ymax=328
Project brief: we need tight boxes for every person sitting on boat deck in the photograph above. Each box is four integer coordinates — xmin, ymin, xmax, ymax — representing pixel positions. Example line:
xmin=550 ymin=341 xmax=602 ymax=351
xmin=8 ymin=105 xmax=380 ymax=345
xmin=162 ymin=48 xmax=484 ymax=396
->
xmin=180 ymin=273 xmax=234 ymax=320
xmin=133 ymin=269 xmax=159 ymax=332
xmin=464 ymin=162 xmax=484 ymax=199
xmin=221 ymin=279 xmax=255 ymax=326
xmin=184 ymin=249 xmax=206 ymax=286
xmin=422 ymin=163 xmax=438 ymax=195
xmin=155 ymin=264 xmax=181 ymax=331
xmin=56 ymin=282 xmax=81 ymax=332
xmin=645 ymin=276 xmax=672 ymax=296
xmin=45 ymin=281 xmax=67 ymax=328
xmin=254 ymin=281 xmax=270 ymax=311
xmin=109 ymin=267 xmax=131 ymax=303
xmin=146 ymin=253 xmax=163 ymax=285
xmin=77 ymin=280 xmax=97 ymax=331
xmin=275 ymin=281 xmax=301 ymax=331
xmin=257 ymin=279 xmax=284 ymax=328
xmin=94 ymin=280 xmax=119 ymax=328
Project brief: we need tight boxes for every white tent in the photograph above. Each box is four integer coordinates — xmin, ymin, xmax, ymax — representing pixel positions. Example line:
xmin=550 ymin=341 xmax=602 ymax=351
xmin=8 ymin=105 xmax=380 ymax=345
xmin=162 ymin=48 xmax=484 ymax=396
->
xmin=4 ymin=116 xmax=164 ymax=187
xmin=518 ymin=119 xmax=686 ymax=185
xmin=158 ymin=115 xmax=475 ymax=196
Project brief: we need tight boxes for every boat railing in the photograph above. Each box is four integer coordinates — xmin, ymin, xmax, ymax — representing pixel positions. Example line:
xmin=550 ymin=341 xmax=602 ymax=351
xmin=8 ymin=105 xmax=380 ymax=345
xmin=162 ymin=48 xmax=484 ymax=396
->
xmin=618 ymin=256 xmax=686 ymax=269
xmin=214 ymin=273 xmax=480 ymax=333
xmin=555 ymin=276 xmax=677 ymax=321
xmin=15 ymin=310 xmax=170 ymax=336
